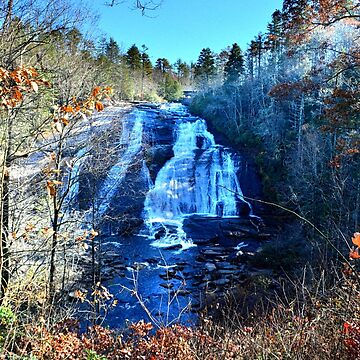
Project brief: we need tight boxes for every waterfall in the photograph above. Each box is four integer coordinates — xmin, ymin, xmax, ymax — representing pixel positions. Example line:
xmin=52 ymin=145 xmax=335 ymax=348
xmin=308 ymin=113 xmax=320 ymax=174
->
xmin=65 ymin=146 xmax=89 ymax=210
xmin=143 ymin=109 xmax=247 ymax=250
xmin=96 ymin=110 xmax=144 ymax=216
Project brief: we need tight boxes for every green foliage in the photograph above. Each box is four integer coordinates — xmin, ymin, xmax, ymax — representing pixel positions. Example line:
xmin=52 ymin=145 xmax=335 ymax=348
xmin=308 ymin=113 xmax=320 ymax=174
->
xmin=85 ymin=349 xmax=107 ymax=360
xmin=0 ymin=306 xmax=15 ymax=327
xmin=194 ymin=48 xmax=216 ymax=86
xmin=224 ymin=43 xmax=244 ymax=84
xmin=126 ymin=44 xmax=142 ymax=71
xmin=164 ymin=75 xmax=183 ymax=101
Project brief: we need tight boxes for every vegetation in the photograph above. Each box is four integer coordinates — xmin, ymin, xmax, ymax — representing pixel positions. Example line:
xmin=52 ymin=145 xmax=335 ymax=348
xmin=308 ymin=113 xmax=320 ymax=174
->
xmin=0 ymin=0 xmax=359 ymax=358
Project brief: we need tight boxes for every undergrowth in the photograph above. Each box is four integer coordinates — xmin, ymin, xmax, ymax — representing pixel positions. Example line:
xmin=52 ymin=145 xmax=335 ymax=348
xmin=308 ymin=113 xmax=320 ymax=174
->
xmin=1 ymin=250 xmax=359 ymax=359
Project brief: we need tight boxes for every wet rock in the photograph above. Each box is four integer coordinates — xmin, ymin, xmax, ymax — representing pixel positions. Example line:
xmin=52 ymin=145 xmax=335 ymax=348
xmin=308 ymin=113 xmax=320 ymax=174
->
xmin=159 ymin=270 xmax=177 ymax=280
xmin=174 ymin=264 xmax=185 ymax=271
xmin=205 ymin=263 xmax=216 ymax=272
xmin=236 ymin=200 xmax=251 ymax=217
xmin=214 ymin=278 xmax=230 ymax=286
xmin=132 ymin=262 xmax=149 ymax=270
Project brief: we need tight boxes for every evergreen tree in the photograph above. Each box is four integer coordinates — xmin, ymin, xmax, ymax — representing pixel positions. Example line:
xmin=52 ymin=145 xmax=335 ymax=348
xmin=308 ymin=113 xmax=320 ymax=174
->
xmin=266 ymin=10 xmax=284 ymax=50
xmin=174 ymin=59 xmax=190 ymax=85
xmin=155 ymin=58 xmax=171 ymax=74
xmin=126 ymin=44 xmax=142 ymax=71
xmin=194 ymin=47 xmax=216 ymax=86
xmin=249 ymin=33 xmax=265 ymax=78
xmin=224 ymin=43 xmax=244 ymax=84
xmin=282 ymin=0 xmax=311 ymax=38
xmin=164 ymin=74 xmax=182 ymax=101
xmin=105 ymin=37 xmax=120 ymax=63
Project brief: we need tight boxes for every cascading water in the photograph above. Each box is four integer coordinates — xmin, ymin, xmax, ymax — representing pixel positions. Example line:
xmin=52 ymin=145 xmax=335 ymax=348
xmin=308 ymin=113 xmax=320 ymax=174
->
xmin=96 ymin=110 xmax=144 ymax=216
xmin=143 ymin=104 xmax=247 ymax=250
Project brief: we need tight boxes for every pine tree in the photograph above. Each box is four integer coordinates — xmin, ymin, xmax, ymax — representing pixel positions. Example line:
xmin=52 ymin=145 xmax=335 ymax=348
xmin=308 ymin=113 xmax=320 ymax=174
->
xmin=266 ymin=10 xmax=284 ymax=51
xmin=224 ymin=43 xmax=244 ymax=84
xmin=126 ymin=44 xmax=142 ymax=71
xmin=155 ymin=58 xmax=171 ymax=74
xmin=194 ymin=48 xmax=216 ymax=86
xmin=105 ymin=37 xmax=120 ymax=63
xmin=249 ymin=34 xmax=265 ymax=78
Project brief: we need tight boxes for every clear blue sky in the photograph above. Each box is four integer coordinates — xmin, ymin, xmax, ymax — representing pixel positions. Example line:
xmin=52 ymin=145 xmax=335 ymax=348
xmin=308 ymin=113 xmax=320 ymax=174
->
xmin=98 ymin=0 xmax=283 ymax=65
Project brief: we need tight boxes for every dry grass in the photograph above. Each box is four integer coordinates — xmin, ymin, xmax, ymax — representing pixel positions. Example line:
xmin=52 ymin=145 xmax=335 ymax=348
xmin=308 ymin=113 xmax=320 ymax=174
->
xmin=0 ymin=263 xmax=358 ymax=359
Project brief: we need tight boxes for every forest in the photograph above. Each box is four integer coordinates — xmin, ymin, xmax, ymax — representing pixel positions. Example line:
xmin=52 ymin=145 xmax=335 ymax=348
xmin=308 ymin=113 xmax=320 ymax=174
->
xmin=0 ymin=0 xmax=359 ymax=358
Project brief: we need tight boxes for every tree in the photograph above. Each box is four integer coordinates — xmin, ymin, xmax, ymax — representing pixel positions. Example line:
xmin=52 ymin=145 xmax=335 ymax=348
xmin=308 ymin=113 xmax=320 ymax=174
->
xmin=105 ymin=37 xmax=120 ymax=63
xmin=174 ymin=59 xmax=190 ymax=86
xmin=163 ymin=74 xmax=182 ymax=101
xmin=126 ymin=44 xmax=142 ymax=71
xmin=265 ymin=10 xmax=284 ymax=51
xmin=154 ymin=58 xmax=171 ymax=74
xmin=140 ymin=45 xmax=152 ymax=99
xmin=107 ymin=0 xmax=162 ymax=14
xmin=194 ymin=48 xmax=216 ymax=87
xmin=0 ymin=66 xmax=50 ymax=302
xmin=249 ymin=34 xmax=265 ymax=78
xmin=224 ymin=43 xmax=244 ymax=84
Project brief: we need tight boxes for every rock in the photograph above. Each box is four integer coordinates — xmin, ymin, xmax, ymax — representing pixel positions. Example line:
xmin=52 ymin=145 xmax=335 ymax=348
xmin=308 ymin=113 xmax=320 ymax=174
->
xmin=205 ymin=263 xmax=216 ymax=272
xmin=159 ymin=270 xmax=177 ymax=280
xmin=236 ymin=200 xmax=251 ymax=216
xmin=214 ymin=278 xmax=230 ymax=286
xmin=132 ymin=262 xmax=149 ymax=270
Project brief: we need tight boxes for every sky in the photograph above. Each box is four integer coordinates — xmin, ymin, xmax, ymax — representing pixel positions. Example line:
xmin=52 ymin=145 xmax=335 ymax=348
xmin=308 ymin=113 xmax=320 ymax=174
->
xmin=98 ymin=0 xmax=284 ymax=64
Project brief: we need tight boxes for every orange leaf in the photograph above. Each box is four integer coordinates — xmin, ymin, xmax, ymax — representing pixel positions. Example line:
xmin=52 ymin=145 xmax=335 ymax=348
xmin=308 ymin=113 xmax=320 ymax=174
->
xmin=351 ymin=232 xmax=360 ymax=247
xmin=61 ymin=117 xmax=69 ymax=126
xmin=13 ymin=88 xmax=23 ymax=100
xmin=92 ymin=86 xmax=101 ymax=97
xmin=63 ymin=105 xmax=74 ymax=113
xmin=349 ymin=248 xmax=360 ymax=260
xmin=46 ymin=181 xmax=56 ymax=197
xmin=95 ymin=101 xmax=104 ymax=112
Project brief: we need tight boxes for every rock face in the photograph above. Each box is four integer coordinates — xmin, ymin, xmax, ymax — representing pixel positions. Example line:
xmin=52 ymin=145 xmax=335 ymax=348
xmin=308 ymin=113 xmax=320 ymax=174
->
xmin=73 ymin=103 xmax=275 ymax=328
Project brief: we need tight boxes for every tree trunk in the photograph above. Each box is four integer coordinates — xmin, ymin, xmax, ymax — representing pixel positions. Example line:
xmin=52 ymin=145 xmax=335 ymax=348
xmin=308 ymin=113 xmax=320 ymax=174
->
xmin=0 ymin=114 xmax=13 ymax=303
xmin=3 ymin=0 xmax=13 ymax=30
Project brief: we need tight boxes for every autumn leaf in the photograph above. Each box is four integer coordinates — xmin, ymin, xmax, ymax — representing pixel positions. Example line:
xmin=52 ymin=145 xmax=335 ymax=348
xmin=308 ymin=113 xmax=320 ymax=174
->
xmin=92 ymin=86 xmax=101 ymax=97
xmin=95 ymin=101 xmax=104 ymax=112
xmin=13 ymin=88 xmax=23 ymax=100
xmin=73 ymin=290 xmax=87 ymax=302
xmin=349 ymin=248 xmax=360 ymax=260
xmin=351 ymin=233 xmax=360 ymax=247
xmin=63 ymin=105 xmax=74 ymax=113
xmin=46 ymin=181 xmax=56 ymax=197
xmin=61 ymin=117 xmax=69 ymax=126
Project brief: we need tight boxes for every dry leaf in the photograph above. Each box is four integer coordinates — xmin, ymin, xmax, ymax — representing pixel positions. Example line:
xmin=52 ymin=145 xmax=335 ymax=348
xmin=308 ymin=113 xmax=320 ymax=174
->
xmin=351 ymin=232 xmax=360 ymax=247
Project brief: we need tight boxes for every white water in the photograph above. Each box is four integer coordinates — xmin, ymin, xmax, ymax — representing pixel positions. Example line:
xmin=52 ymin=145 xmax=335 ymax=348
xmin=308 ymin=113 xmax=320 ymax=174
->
xmin=96 ymin=110 xmax=144 ymax=216
xmin=144 ymin=107 xmax=247 ymax=250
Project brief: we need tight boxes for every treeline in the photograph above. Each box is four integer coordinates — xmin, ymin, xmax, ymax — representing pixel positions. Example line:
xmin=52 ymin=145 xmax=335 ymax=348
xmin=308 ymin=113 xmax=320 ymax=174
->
xmin=190 ymin=0 xmax=360 ymax=268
